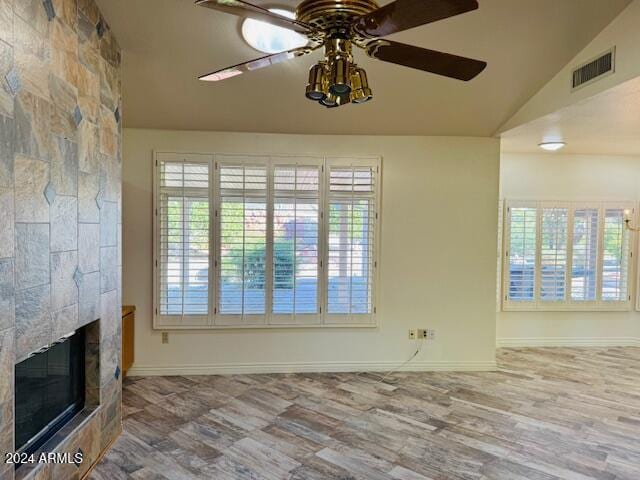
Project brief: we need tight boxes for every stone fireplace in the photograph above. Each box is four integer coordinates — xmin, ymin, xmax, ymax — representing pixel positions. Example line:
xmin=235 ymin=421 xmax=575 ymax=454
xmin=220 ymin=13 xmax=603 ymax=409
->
xmin=0 ymin=0 xmax=123 ymax=479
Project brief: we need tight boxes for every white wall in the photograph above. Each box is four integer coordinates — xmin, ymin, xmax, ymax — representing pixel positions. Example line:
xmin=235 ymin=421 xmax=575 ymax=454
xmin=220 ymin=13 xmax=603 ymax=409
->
xmin=498 ymin=152 xmax=640 ymax=345
xmin=123 ymin=129 xmax=500 ymax=374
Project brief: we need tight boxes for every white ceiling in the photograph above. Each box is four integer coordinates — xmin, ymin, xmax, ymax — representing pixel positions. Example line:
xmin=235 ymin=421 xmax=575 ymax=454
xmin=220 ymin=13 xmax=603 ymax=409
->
xmin=96 ymin=0 xmax=631 ymax=135
xmin=501 ymin=75 xmax=640 ymax=155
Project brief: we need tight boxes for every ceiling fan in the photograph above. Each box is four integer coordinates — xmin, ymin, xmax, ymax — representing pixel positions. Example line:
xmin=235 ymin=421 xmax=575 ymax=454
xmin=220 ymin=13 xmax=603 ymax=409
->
xmin=196 ymin=0 xmax=487 ymax=108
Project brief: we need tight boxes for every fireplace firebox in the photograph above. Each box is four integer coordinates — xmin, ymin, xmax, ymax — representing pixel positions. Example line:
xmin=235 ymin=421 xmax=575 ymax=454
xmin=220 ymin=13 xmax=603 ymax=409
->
xmin=15 ymin=328 xmax=86 ymax=460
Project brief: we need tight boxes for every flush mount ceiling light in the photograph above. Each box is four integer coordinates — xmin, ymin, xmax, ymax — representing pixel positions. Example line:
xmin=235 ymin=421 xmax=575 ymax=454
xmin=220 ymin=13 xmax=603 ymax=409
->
xmin=241 ymin=9 xmax=308 ymax=54
xmin=196 ymin=0 xmax=487 ymax=108
xmin=538 ymin=142 xmax=567 ymax=151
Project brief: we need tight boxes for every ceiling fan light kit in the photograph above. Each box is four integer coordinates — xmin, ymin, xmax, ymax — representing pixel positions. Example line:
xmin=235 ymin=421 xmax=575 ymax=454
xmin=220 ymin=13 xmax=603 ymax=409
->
xmin=303 ymin=37 xmax=373 ymax=107
xmin=305 ymin=62 xmax=327 ymax=100
xmin=196 ymin=0 xmax=487 ymax=108
xmin=350 ymin=67 xmax=372 ymax=103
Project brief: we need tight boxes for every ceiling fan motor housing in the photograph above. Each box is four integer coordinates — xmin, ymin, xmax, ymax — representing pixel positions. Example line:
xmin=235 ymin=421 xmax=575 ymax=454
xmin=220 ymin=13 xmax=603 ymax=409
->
xmin=296 ymin=0 xmax=380 ymax=39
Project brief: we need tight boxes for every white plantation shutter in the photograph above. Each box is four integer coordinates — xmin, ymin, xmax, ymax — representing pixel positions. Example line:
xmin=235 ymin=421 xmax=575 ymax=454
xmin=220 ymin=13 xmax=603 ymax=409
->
xmin=505 ymin=204 xmax=537 ymax=304
xmin=217 ymin=157 xmax=268 ymax=325
xmin=571 ymin=207 xmax=599 ymax=302
xmin=271 ymin=159 xmax=322 ymax=324
xmin=602 ymin=207 xmax=630 ymax=302
xmin=325 ymin=158 xmax=379 ymax=324
xmin=539 ymin=206 xmax=568 ymax=302
xmin=502 ymin=200 xmax=633 ymax=311
xmin=155 ymin=153 xmax=212 ymax=326
xmin=154 ymin=152 xmax=382 ymax=329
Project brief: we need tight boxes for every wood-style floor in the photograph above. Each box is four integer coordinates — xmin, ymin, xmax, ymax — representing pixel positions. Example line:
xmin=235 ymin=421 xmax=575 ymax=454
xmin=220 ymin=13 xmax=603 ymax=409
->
xmin=90 ymin=347 xmax=640 ymax=480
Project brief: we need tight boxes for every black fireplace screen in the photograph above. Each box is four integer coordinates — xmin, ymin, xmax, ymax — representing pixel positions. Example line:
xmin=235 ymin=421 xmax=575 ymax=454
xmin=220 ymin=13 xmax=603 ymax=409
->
xmin=15 ymin=329 xmax=85 ymax=456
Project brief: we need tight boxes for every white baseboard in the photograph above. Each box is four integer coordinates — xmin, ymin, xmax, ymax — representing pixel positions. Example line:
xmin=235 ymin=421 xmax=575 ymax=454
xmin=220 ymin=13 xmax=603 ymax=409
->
xmin=496 ymin=337 xmax=640 ymax=347
xmin=127 ymin=360 xmax=498 ymax=377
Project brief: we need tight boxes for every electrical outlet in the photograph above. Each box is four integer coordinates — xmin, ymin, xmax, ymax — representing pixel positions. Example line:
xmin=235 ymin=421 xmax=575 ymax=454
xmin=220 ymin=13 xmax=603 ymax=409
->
xmin=416 ymin=329 xmax=436 ymax=340
xmin=161 ymin=332 xmax=169 ymax=344
xmin=408 ymin=329 xmax=417 ymax=340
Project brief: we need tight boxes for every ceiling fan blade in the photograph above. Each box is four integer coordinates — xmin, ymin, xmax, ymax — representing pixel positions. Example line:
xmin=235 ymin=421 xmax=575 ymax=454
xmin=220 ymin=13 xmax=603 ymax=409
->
xmin=195 ymin=0 xmax=313 ymax=33
xmin=365 ymin=40 xmax=486 ymax=81
xmin=353 ymin=0 xmax=478 ymax=38
xmin=199 ymin=46 xmax=316 ymax=82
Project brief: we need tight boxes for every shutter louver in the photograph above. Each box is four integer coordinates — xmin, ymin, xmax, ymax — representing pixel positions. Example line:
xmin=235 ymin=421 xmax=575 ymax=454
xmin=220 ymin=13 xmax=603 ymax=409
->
xmin=158 ymin=158 xmax=210 ymax=322
xmin=571 ymin=208 xmax=599 ymax=302
xmin=327 ymin=164 xmax=377 ymax=318
xmin=272 ymin=164 xmax=320 ymax=320
xmin=502 ymin=200 xmax=633 ymax=311
xmin=218 ymin=162 xmax=268 ymax=319
xmin=602 ymin=208 xmax=629 ymax=301
xmin=540 ymin=207 xmax=568 ymax=302
xmin=507 ymin=206 xmax=537 ymax=302
xmin=155 ymin=153 xmax=383 ymax=328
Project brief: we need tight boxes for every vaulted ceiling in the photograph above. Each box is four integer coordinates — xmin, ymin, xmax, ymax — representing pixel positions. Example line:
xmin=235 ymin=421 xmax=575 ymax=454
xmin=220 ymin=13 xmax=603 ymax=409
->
xmin=501 ymin=75 xmax=640 ymax=155
xmin=96 ymin=0 xmax=631 ymax=135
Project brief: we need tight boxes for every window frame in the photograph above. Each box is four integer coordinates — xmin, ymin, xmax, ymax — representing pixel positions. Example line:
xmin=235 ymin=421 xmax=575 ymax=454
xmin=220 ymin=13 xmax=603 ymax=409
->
xmin=502 ymin=199 xmax=635 ymax=312
xmin=601 ymin=206 xmax=632 ymax=304
xmin=153 ymin=152 xmax=213 ymax=328
xmin=503 ymin=200 xmax=538 ymax=310
xmin=568 ymin=201 xmax=601 ymax=309
xmin=214 ymin=155 xmax=270 ymax=327
xmin=269 ymin=156 xmax=325 ymax=326
xmin=152 ymin=151 xmax=381 ymax=329
xmin=324 ymin=157 xmax=380 ymax=325
xmin=538 ymin=201 xmax=570 ymax=307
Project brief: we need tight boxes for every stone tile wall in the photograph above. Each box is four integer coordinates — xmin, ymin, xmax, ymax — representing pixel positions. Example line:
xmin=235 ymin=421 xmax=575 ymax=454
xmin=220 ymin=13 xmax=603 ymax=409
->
xmin=0 ymin=0 xmax=122 ymax=478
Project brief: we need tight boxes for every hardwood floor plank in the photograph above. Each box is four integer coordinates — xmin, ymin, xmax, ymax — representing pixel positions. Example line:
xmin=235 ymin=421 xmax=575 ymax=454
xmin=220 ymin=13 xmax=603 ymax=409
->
xmin=90 ymin=347 xmax=640 ymax=480
xmin=316 ymin=447 xmax=395 ymax=480
xmin=389 ymin=465 xmax=435 ymax=480
xmin=222 ymin=437 xmax=300 ymax=480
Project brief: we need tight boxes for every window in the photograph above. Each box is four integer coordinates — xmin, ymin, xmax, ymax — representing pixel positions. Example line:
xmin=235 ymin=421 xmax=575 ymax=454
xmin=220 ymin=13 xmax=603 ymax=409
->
xmin=217 ymin=159 xmax=268 ymax=324
xmin=602 ymin=208 xmax=630 ymax=302
xmin=154 ymin=153 xmax=380 ymax=328
xmin=503 ymin=201 xmax=633 ymax=311
xmin=272 ymin=161 xmax=321 ymax=324
xmin=156 ymin=154 xmax=212 ymax=326
xmin=507 ymin=204 xmax=537 ymax=303
xmin=571 ymin=207 xmax=598 ymax=302
xmin=326 ymin=161 xmax=377 ymax=323
xmin=540 ymin=206 xmax=568 ymax=302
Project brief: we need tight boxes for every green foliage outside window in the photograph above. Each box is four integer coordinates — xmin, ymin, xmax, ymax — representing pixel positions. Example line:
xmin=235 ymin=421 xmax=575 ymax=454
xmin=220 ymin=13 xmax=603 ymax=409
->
xmin=603 ymin=221 xmax=623 ymax=263
xmin=328 ymin=203 xmax=367 ymax=240
xmin=221 ymin=202 xmax=296 ymax=289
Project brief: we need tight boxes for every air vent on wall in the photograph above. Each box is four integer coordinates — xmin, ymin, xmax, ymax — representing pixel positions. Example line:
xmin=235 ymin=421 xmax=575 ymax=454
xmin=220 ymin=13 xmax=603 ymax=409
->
xmin=572 ymin=47 xmax=615 ymax=90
